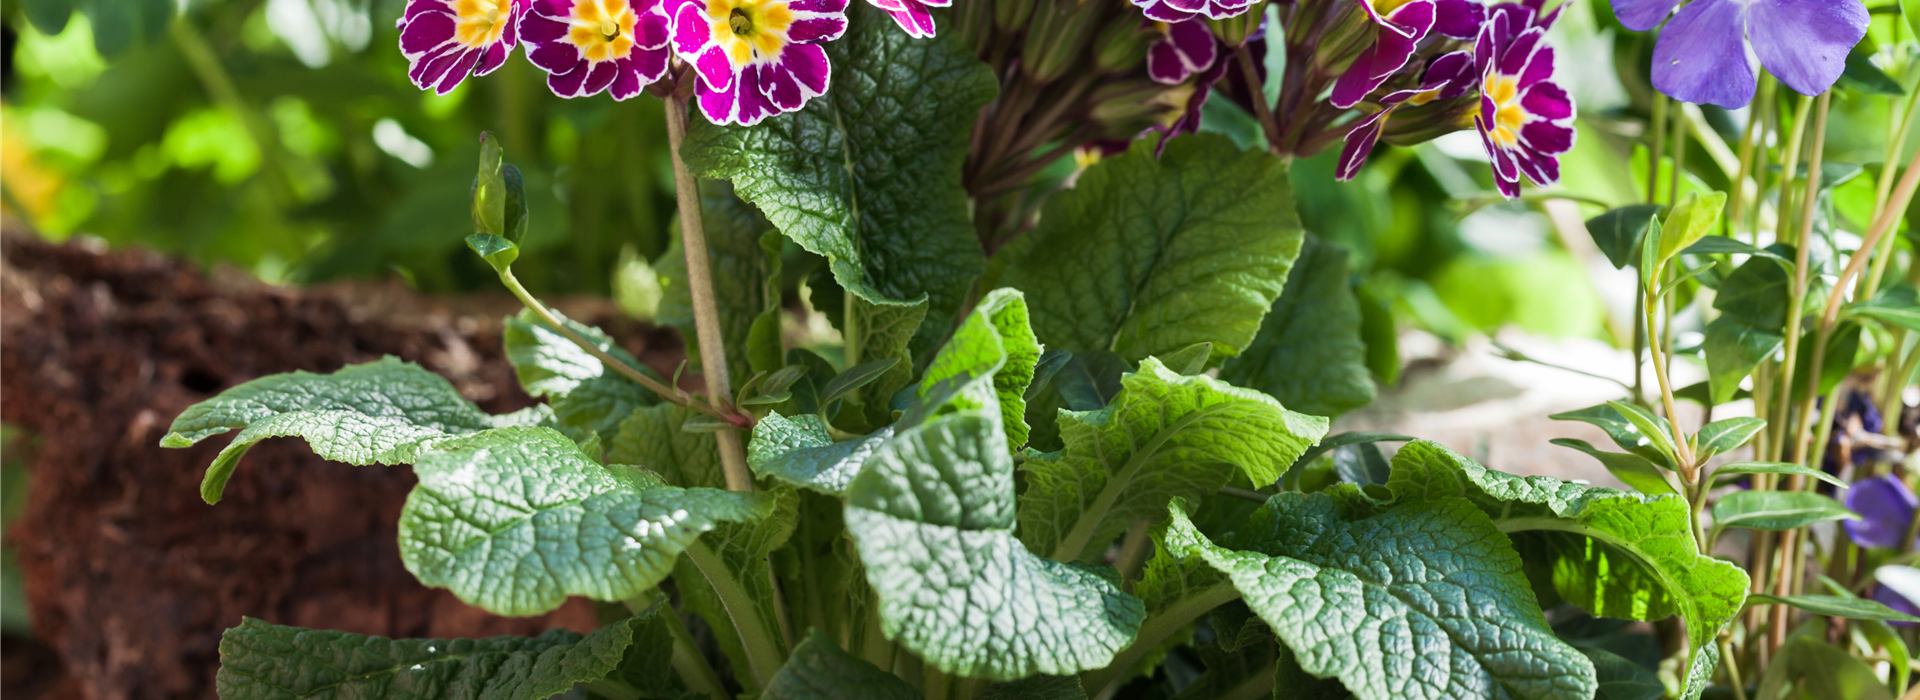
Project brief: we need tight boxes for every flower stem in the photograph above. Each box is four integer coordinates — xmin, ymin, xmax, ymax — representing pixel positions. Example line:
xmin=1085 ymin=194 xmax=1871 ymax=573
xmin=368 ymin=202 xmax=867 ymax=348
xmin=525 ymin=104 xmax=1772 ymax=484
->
xmin=1788 ymin=91 xmax=1834 ymax=466
xmin=664 ymin=93 xmax=754 ymax=492
xmin=1862 ymin=86 xmax=1920 ymax=297
xmin=686 ymin=541 xmax=785 ymax=692
xmin=1768 ymin=93 xmax=1816 ymax=463
xmin=1081 ymin=583 xmax=1242 ymax=698
xmin=1238 ymin=46 xmax=1280 ymax=151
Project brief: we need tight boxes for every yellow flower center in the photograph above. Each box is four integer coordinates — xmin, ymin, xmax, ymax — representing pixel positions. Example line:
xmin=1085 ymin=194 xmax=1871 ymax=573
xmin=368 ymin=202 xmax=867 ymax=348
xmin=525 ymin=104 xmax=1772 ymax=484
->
xmin=1481 ymin=74 xmax=1526 ymax=147
xmin=566 ymin=0 xmax=639 ymax=63
xmin=454 ymin=0 xmax=513 ymax=48
xmin=704 ymin=0 xmax=794 ymax=66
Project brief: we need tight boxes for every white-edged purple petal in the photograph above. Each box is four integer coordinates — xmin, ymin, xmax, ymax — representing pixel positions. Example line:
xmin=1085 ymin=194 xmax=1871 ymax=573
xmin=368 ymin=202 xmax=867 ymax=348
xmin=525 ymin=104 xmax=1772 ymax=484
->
xmin=1651 ymin=0 xmax=1756 ymax=108
xmin=1147 ymin=17 xmax=1217 ymax=85
xmin=1432 ymin=0 xmax=1484 ymax=39
xmin=879 ymin=2 xmax=935 ymax=36
xmin=1747 ymin=0 xmax=1869 ymax=99
xmin=1337 ymin=108 xmax=1392 ymax=181
xmin=1329 ymin=0 xmax=1435 ymax=108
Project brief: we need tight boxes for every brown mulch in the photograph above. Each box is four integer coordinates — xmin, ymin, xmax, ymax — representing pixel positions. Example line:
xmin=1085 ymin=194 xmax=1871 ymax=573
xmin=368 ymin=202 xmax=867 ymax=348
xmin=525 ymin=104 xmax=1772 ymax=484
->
xmin=0 ymin=233 xmax=685 ymax=700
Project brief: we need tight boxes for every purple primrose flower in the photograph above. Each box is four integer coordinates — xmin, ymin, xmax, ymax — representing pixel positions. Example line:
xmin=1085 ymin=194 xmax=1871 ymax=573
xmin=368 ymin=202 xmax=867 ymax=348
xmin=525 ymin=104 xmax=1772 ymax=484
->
xmin=1337 ymin=50 xmax=1476 ymax=180
xmin=1329 ymin=0 xmax=1438 ymax=109
xmin=671 ymin=0 xmax=850 ymax=126
xmin=1611 ymin=0 xmax=1867 ymax=107
xmin=399 ymin=0 xmax=532 ymax=94
xmin=1148 ymin=17 xmax=1219 ymax=85
xmin=865 ymin=0 xmax=947 ymax=38
xmin=1845 ymin=475 xmax=1917 ymax=549
xmin=522 ymin=0 xmax=674 ymax=100
xmin=1132 ymin=0 xmax=1258 ymax=22
xmin=1472 ymin=4 xmax=1574 ymax=197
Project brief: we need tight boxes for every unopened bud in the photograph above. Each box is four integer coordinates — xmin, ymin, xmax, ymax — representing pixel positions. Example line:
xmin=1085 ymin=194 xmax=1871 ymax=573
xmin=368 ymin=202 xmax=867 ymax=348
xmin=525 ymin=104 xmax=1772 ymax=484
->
xmin=1023 ymin=0 xmax=1102 ymax=83
xmin=468 ymin=132 xmax=525 ymax=270
xmin=1209 ymin=1 xmax=1267 ymax=47
xmin=1089 ymin=80 xmax=1172 ymax=137
xmin=1093 ymin=17 xmax=1151 ymax=73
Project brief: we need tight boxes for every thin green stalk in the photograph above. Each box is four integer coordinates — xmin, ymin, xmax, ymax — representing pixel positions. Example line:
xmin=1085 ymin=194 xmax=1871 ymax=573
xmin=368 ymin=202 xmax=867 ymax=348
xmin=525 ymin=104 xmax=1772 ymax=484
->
xmin=1081 ymin=583 xmax=1243 ymax=698
xmin=1769 ymin=93 xmax=1818 ymax=463
xmin=858 ymin=587 xmax=897 ymax=673
xmin=1720 ymin=635 xmax=1749 ymax=700
xmin=1863 ymin=87 xmax=1920 ymax=297
xmin=1669 ymin=101 xmax=1689 ymax=206
xmin=1644 ymin=271 xmax=1698 ymax=474
xmin=665 ymin=94 xmax=754 ymax=492
xmin=1726 ymin=82 xmax=1767 ymax=239
xmin=1115 ymin=520 xmax=1154 ymax=591
xmin=1788 ymin=91 xmax=1834 ymax=466
xmin=924 ymin=667 xmax=951 ymax=700
xmin=1648 ymin=93 xmax=1669 ymax=204
xmin=686 ymin=541 xmax=785 ymax=692
xmin=844 ymin=287 xmax=862 ymax=368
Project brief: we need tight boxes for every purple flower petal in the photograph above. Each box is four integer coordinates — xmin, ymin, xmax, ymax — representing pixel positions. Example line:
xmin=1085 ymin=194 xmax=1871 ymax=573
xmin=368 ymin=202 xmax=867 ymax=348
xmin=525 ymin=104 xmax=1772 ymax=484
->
xmin=1432 ymin=0 xmax=1484 ymax=39
xmin=549 ymin=62 xmax=591 ymax=97
xmin=790 ymin=0 xmax=850 ymax=12
xmin=522 ymin=10 xmax=567 ymax=42
xmin=1147 ymin=17 xmax=1216 ymax=85
xmin=1514 ymin=149 xmax=1559 ymax=185
xmin=1610 ymin=0 xmax=1679 ymax=31
xmin=635 ymin=4 xmax=673 ymax=48
xmin=1337 ymin=108 xmax=1392 ymax=181
xmin=790 ymin=16 xmax=852 ymax=43
xmin=1329 ymin=0 xmax=1435 ymax=108
xmin=528 ymin=37 xmax=583 ymax=73
xmin=1747 ymin=0 xmax=1869 ymax=98
xmin=1651 ymin=0 xmax=1756 ymax=108
xmin=882 ymin=3 xmax=935 ymax=37
xmin=435 ymin=48 xmax=483 ymax=94
xmin=1519 ymin=120 xmax=1574 ymax=155
xmin=1520 ymin=80 xmax=1573 ymax=121
xmin=1846 ymin=475 xmax=1918 ymax=549
xmin=695 ymin=46 xmax=736 ymax=92
xmin=475 ymin=41 xmax=509 ymax=76
xmin=582 ymin=59 xmax=620 ymax=96
xmin=697 ymin=79 xmax=739 ymax=124
xmin=611 ymin=56 xmax=645 ymax=100
xmin=400 ymin=10 xmax=457 ymax=57
xmin=1877 ymin=566 xmax=1920 ymax=627
xmin=760 ymin=42 xmax=831 ymax=109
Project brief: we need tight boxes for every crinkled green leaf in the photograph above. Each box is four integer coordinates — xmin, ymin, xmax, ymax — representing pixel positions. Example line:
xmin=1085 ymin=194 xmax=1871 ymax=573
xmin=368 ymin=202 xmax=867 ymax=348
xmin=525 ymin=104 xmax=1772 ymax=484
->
xmin=214 ymin=615 xmax=642 ymax=700
xmin=1711 ymin=490 xmax=1857 ymax=531
xmin=609 ymin=404 xmax=726 ymax=489
xmin=844 ymin=412 xmax=1143 ymax=680
xmin=682 ymin=3 xmax=993 ymax=349
xmin=1381 ymin=442 xmax=1749 ymax=700
xmin=655 ymin=181 xmax=781 ymax=383
xmin=504 ymin=309 xmax=664 ymax=444
xmin=848 ymin=294 xmax=929 ymax=411
xmin=397 ymin=426 xmax=763 ymax=616
xmin=1218 ymin=235 xmax=1376 ymax=417
xmin=161 ymin=356 xmax=496 ymax=504
xmin=1019 ymin=357 xmax=1327 ymax=562
xmin=1163 ymin=494 xmax=1596 ymax=700
xmin=918 ymin=288 xmax=1042 ymax=448
xmin=748 ymin=413 xmax=893 ymax=495
xmin=763 ymin=629 xmax=918 ymax=700
xmin=994 ymin=134 xmax=1303 ymax=364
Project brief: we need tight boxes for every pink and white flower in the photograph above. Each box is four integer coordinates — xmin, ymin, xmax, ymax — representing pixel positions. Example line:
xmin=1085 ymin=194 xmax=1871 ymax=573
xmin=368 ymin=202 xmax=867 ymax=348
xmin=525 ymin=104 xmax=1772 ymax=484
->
xmin=1336 ymin=50 xmax=1475 ymax=180
xmin=671 ymin=0 xmax=849 ymax=126
xmin=865 ymin=0 xmax=948 ymax=38
xmin=523 ymin=0 xmax=674 ymax=100
xmin=398 ymin=0 xmax=531 ymax=94
xmin=1146 ymin=17 xmax=1218 ymax=85
xmin=1131 ymin=0 xmax=1258 ymax=23
xmin=1472 ymin=4 xmax=1575 ymax=197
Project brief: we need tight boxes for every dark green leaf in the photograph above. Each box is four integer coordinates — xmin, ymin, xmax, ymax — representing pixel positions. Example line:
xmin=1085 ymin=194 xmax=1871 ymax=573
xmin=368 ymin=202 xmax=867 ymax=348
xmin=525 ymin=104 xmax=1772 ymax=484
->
xmin=1712 ymin=461 xmax=1847 ymax=489
xmin=1850 ymin=282 xmax=1920 ymax=332
xmin=23 ymin=0 xmax=74 ymax=39
xmin=1586 ymin=204 xmax=1662 ymax=270
xmin=1288 ymin=431 xmax=1414 ymax=473
xmin=975 ymin=675 xmax=1087 ymax=700
xmin=1788 ymin=321 xmax=1862 ymax=403
xmin=847 ymin=294 xmax=929 ymax=412
xmin=1839 ymin=48 xmax=1906 ymax=95
xmin=1704 ymin=317 xmax=1783 ymax=406
xmin=1218 ymin=235 xmax=1377 ymax=418
xmin=1746 ymin=593 xmax=1920 ymax=622
xmin=1679 ymin=236 xmax=1788 ymax=261
xmin=1711 ymin=491 xmax=1857 ymax=532
xmin=1333 ymin=442 xmax=1392 ymax=486
xmin=820 ymin=358 xmax=903 ymax=408
xmin=1713 ymin=248 xmax=1793 ymax=328
xmin=1582 ymin=647 xmax=1664 ymax=700
xmin=610 ymin=404 xmax=724 ymax=488
xmin=1550 ymin=438 xmax=1676 ymax=495
xmin=762 ymin=629 xmax=918 ymax=700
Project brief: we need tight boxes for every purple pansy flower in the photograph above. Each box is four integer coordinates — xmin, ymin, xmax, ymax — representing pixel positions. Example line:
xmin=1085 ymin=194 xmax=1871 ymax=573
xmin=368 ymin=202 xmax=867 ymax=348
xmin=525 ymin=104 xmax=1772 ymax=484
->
xmin=670 ymin=0 xmax=849 ymax=126
xmin=865 ymin=0 xmax=946 ymax=37
xmin=1131 ymin=0 xmax=1258 ymax=22
xmin=1612 ymin=0 xmax=1867 ymax=107
xmin=1147 ymin=17 xmax=1218 ymax=85
xmin=1336 ymin=50 xmax=1476 ymax=180
xmin=1329 ymin=0 xmax=1437 ymax=109
xmin=1472 ymin=5 xmax=1575 ymax=197
xmin=522 ymin=0 xmax=673 ymax=100
xmin=1845 ymin=475 xmax=1917 ymax=549
xmin=398 ymin=0 xmax=531 ymax=94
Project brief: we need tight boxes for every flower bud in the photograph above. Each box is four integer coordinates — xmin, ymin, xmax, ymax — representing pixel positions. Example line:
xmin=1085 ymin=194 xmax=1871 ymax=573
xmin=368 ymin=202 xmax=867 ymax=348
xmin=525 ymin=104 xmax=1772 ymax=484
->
xmin=1023 ymin=0 xmax=1103 ymax=83
xmin=1209 ymin=1 xmax=1267 ymax=47
xmin=1093 ymin=17 xmax=1151 ymax=73
xmin=1089 ymin=80 xmax=1173 ymax=137
xmin=468 ymin=133 xmax=525 ymax=270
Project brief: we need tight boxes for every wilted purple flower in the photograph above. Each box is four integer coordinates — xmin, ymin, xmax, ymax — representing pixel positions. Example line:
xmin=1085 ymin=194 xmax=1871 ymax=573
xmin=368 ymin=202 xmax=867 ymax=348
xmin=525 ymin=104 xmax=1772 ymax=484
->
xmin=1132 ymin=0 xmax=1257 ymax=22
xmin=398 ymin=0 xmax=532 ymax=94
xmin=1472 ymin=4 xmax=1575 ymax=197
xmin=1329 ymin=1 xmax=1438 ymax=109
xmin=1611 ymin=0 xmax=1867 ymax=107
xmin=522 ymin=0 xmax=673 ymax=100
xmin=1337 ymin=50 xmax=1475 ymax=180
xmin=1845 ymin=475 xmax=1917 ymax=549
xmin=865 ymin=0 xmax=945 ymax=37
xmin=670 ymin=0 xmax=849 ymax=126
xmin=1147 ymin=17 xmax=1218 ymax=85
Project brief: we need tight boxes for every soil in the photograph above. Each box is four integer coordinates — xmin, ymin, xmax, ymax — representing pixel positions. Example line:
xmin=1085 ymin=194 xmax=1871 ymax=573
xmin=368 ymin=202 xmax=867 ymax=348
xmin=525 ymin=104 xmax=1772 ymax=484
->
xmin=0 ymin=232 xmax=688 ymax=700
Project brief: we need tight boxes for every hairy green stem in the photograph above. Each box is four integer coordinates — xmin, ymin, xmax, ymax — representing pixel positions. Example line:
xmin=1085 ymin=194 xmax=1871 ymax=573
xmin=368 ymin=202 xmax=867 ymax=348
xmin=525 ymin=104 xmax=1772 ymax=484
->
xmin=664 ymin=94 xmax=754 ymax=492
xmin=686 ymin=541 xmax=785 ymax=691
xmin=1082 ymin=583 xmax=1243 ymax=698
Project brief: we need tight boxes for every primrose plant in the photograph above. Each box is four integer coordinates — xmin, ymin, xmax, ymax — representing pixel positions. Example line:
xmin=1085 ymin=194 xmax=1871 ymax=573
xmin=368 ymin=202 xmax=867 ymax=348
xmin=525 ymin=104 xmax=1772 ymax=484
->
xmin=163 ymin=0 xmax=1818 ymax=699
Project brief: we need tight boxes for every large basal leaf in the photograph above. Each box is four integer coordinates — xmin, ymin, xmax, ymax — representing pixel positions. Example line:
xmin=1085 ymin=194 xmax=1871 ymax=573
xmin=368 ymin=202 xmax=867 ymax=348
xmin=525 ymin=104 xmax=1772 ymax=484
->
xmin=1019 ymin=357 xmax=1328 ymax=562
xmin=1218 ymin=235 xmax=1376 ymax=418
xmin=748 ymin=412 xmax=893 ymax=495
xmin=763 ymin=629 xmax=920 ymax=700
xmin=848 ymin=294 xmax=929 ymax=414
xmin=682 ymin=2 xmax=995 ymax=348
xmin=918 ymin=288 xmax=1042 ymax=448
xmin=397 ymin=427 xmax=764 ymax=616
xmin=503 ymin=310 xmax=662 ymax=443
xmin=654 ymin=181 xmax=782 ymax=383
xmin=610 ymin=404 xmax=725 ymax=489
xmin=1163 ymin=494 xmax=1596 ymax=700
xmin=993 ymin=134 xmax=1303 ymax=364
xmin=214 ymin=615 xmax=655 ymax=700
xmin=1382 ymin=441 xmax=1749 ymax=700
xmin=162 ymin=356 xmax=497 ymax=504
xmin=844 ymin=411 xmax=1144 ymax=680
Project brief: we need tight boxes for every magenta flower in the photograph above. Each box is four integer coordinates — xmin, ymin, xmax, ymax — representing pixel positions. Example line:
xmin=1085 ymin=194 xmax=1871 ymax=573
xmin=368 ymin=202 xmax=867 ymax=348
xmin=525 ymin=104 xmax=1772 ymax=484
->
xmin=1147 ymin=17 xmax=1218 ymax=85
xmin=1329 ymin=0 xmax=1437 ymax=109
xmin=1132 ymin=0 xmax=1257 ymax=22
xmin=1846 ymin=475 xmax=1918 ymax=550
xmin=865 ymin=0 xmax=946 ymax=37
xmin=398 ymin=0 xmax=531 ymax=94
xmin=1611 ymin=0 xmax=1866 ymax=107
xmin=671 ymin=0 xmax=849 ymax=126
xmin=522 ymin=0 xmax=673 ymax=100
xmin=1336 ymin=50 xmax=1475 ymax=180
xmin=1471 ymin=5 xmax=1575 ymax=197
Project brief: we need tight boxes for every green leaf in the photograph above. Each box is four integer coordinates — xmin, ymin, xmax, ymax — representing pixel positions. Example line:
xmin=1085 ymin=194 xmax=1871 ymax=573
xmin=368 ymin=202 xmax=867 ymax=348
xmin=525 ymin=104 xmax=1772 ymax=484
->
xmin=1156 ymin=342 xmax=1213 ymax=376
xmin=1710 ymin=490 xmax=1857 ymax=532
xmin=994 ymin=134 xmax=1303 ymax=364
xmin=214 ymin=616 xmax=644 ymax=700
xmin=161 ymin=357 xmax=496 ymax=504
xmin=673 ymin=485 xmax=799 ymax=690
xmin=466 ymin=232 xmax=519 ymax=272
xmin=504 ymin=310 xmax=661 ymax=443
xmin=1163 ymin=495 xmax=1596 ymax=700
xmin=1380 ymin=442 xmax=1750 ymax=700
xmin=820 ymin=358 xmax=902 ymax=408
xmin=1704 ymin=317 xmax=1784 ymax=406
xmin=1019 ymin=357 xmax=1329 ymax=562
xmin=84 ymin=0 xmax=170 ymax=58
xmin=1022 ymin=350 xmax=1131 ymax=452
xmin=1287 ymin=431 xmax=1414 ymax=474
xmin=472 ymin=134 xmax=511 ymax=241
xmin=1789 ymin=321 xmax=1863 ymax=403
xmin=763 ymin=629 xmax=919 ymax=700
xmin=655 ymin=182 xmax=781 ymax=384
xmin=1218 ymin=235 xmax=1377 ymax=418
xmin=1549 ymin=438 xmax=1676 ymax=495
xmin=1712 ymin=461 xmax=1847 ymax=489
xmin=976 ymin=675 xmax=1087 ymax=700
xmin=682 ymin=4 xmax=994 ymax=349
xmin=1606 ymin=400 xmax=1679 ymax=465
xmin=747 ymin=412 xmax=892 ymax=495
xmin=1849 ymin=282 xmax=1920 ymax=332
xmin=22 ymin=0 xmax=73 ymax=36
xmin=1586 ymin=204 xmax=1663 ymax=270
xmin=1549 ymin=403 xmax=1674 ymax=469
xmin=397 ymin=426 xmax=763 ymax=616
xmin=1747 ymin=593 xmax=1920 ymax=622
xmin=847 ymin=294 xmax=929 ymax=410
xmin=844 ymin=412 xmax=1144 ymax=679
xmin=1695 ymin=416 xmax=1765 ymax=459
xmin=1713 ymin=248 xmax=1793 ymax=328
xmin=1679 ymin=235 xmax=1788 ymax=261
xmin=1581 ymin=647 xmax=1664 ymax=700
xmin=1776 ymin=636 xmax=1896 ymax=700
xmin=1839 ymin=47 xmax=1906 ymax=95
xmin=917 ymin=288 xmax=1042 ymax=448
xmin=609 ymin=404 xmax=724 ymax=488
xmin=1907 ymin=0 xmax=1920 ymax=37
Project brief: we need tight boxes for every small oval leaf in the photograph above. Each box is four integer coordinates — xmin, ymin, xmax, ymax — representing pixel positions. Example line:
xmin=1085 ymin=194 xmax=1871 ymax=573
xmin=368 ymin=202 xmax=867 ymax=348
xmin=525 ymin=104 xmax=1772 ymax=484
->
xmin=1712 ymin=490 xmax=1857 ymax=531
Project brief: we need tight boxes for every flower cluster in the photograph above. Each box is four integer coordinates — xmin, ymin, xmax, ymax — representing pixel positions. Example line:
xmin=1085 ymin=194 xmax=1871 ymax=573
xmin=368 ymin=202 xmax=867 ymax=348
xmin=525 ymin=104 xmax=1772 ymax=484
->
xmin=399 ymin=0 xmax=533 ymax=95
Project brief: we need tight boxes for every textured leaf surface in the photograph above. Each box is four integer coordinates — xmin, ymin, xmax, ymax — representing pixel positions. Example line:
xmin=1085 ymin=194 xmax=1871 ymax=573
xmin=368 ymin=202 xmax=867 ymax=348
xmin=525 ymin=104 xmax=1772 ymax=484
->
xmin=763 ymin=629 xmax=919 ymax=700
xmin=995 ymin=134 xmax=1302 ymax=363
xmin=1163 ymin=495 xmax=1596 ymax=700
xmin=1582 ymin=647 xmax=1663 ymax=700
xmin=655 ymin=182 xmax=781 ymax=383
xmin=398 ymin=427 xmax=763 ymax=616
xmin=1019 ymin=357 xmax=1327 ymax=561
xmin=609 ymin=404 xmax=725 ymax=489
xmin=214 ymin=616 xmax=639 ymax=700
xmin=1218 ymin=235 xmax=1376 ymax=417
xmin=919 ymin=288 xmax=1042 ymax=448
xmin=162 ymin=356 xmax=495 ymax=503
xmin=849 ymin=294 xmax=928 ymax=410
xmin=748 ymin=413 xmax=893 ymax=495
xmin=683 ymin=3 xmax=994 ymax=346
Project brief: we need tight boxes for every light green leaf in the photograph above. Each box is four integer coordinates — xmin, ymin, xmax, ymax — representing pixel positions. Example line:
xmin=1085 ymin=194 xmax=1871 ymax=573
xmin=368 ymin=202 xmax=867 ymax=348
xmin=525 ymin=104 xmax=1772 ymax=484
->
xmin=844 ymin=412 xmax=1144 ymax=680
xmin=161 ymin=356 xmax=496 ymax=504
xmin=1746 ymin=593 xmax=1920 ymax=623
xmin=1679 ymin=236 xmax=1788 ymax=262
xmin=466 ymin=233 xmax=518 ymax=271
xmin=1218 ymin=235 xmax=1376 ymax=418
xmin=1380 ymin=442 xmax=1749 ymax=700
xmin=763 ymin=629 xmax=918 ymax=700
xmin=1695 ymin=416 xmax=1765 ymax=459
xmin=747 ymin=412 xmax=893 ymax=495
xmin=1586 ymin=204 xmax=1663 ymax=270
xmin=918 ymin=288 xmax=1042 ymax=448
xmin=1656 ymin=191 xmax=1727 ymax=265
xmin=682 ymin=3 xmax=994 ymax=349
xmin=397 ymin=426 xmax=763 ymax=616
xmin=1019 ymin=357 xmax=1328 ymax=562
xmin=1549 ymin=403 xmax=1674 ymax=469
xmin=504 ymin=310 xmax=662 ymax=443
xmin=1155 ymin=342 xmax=1214 ymax=376
xmin=1710 ymin=490 xmax=1857 ymax=532
xmin=1605 ymin=400 xmax=1679 ymax=466
xmin=1849 ymin=282 xmax=1920 ymax=333
xmin=1712 ymin=461 xmax=1847 ymax=489
xmin=994 ymin=134 xmax=1303 ymax=364
xmin=609 ymin=404 xmax=724 ymax=489
xmin=655 ymin=182 xmax=782 ymax=384
xmin=1162 ymin=495 xmax=1596 ymax=700
xmin=1549 ymin=438 xmax=1676 ymax=495
xmin=1777 ymin=636 xmax=1896 ymax=700
xmin=214 ymin=615 xmax=643 ymax=700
